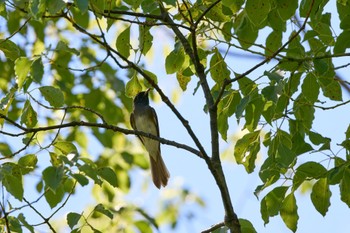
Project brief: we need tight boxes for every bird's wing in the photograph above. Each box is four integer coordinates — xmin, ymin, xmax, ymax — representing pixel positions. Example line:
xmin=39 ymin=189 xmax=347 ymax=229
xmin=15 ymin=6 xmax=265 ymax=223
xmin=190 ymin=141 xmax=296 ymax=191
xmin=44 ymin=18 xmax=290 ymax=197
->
xmin=151 ymin=107 xmax=161 ymax=151
xmin=130 ymin=112 xmax=145 ymax=144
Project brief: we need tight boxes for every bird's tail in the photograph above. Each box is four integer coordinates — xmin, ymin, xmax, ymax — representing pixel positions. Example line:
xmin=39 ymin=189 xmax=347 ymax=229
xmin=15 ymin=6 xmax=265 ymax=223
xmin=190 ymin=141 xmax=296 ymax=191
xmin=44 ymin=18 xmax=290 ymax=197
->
xmin=150 ymin=154 xmax=170 ymax=189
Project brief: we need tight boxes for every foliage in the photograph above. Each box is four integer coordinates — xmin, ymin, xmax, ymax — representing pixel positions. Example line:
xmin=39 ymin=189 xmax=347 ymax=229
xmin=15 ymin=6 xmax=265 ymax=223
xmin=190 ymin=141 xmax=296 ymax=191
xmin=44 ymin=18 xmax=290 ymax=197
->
xmin=0 ymin=0 xmax=350 ymax=232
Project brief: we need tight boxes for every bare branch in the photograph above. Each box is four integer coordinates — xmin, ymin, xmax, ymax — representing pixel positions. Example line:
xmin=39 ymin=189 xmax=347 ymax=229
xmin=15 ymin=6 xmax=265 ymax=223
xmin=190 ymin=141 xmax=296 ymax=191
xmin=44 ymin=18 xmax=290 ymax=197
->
xmin=201 ymin=221 xmax=225 ymax=233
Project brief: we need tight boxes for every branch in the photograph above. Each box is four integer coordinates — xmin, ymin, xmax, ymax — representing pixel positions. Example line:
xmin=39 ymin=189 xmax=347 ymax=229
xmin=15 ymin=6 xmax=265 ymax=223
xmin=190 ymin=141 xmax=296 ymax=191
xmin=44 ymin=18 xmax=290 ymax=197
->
xmin=201 ymin=221 xmax=225 ymax=233
xmin=0 ymin=114 xmax=202 ymax=158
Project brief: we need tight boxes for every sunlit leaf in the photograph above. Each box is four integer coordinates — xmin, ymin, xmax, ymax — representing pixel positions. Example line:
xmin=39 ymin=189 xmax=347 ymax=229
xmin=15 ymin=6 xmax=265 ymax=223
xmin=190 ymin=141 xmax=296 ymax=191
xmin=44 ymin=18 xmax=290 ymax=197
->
xmin=97 ymin=167 xmax=118 ymax=187
xmin=280 ymin=192 xmax=298 ymax=232
xmin=116 ymin=26 xmax=131 ymax=58
xmin=15 ymin=57 xmax=32 ymax=91
xmin=42 ymin=166 xmax=64 ymax=191
xmin=39 ymin=86 xmax=65 ymax=107
xmin=311 ymin=178 xmax=331 ymax=216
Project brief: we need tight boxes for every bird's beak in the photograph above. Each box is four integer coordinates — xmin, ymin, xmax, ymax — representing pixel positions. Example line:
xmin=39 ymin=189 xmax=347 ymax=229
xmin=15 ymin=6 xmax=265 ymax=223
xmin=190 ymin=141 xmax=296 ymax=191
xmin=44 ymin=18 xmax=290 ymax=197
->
xmin=145 ymin=88 xmax=151 ymax=94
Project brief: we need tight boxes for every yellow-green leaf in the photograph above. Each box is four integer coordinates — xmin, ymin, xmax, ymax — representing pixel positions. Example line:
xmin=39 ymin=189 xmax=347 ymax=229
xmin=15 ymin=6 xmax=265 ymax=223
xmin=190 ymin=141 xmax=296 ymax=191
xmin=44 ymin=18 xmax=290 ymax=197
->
xmin=280 ymin=192 xmax=298 ymax=232
xmin=39 ymin=86 xmax=65 ymax=107
xmin=15 ymin=57 xmax=32 ymax=91
xmin=125 ymin=75 xmax=142 ymax=98
xmin=116 ymin=26 xmax=131 ymax=58
xmin=311 ymin=178 xmax=331 ymax=216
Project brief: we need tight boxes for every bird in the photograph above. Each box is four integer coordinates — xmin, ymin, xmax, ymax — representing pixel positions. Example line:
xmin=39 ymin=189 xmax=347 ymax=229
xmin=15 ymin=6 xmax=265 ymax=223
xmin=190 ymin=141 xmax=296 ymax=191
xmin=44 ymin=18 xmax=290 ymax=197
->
xmin=130 ymin=89 xmax=170 ymax=189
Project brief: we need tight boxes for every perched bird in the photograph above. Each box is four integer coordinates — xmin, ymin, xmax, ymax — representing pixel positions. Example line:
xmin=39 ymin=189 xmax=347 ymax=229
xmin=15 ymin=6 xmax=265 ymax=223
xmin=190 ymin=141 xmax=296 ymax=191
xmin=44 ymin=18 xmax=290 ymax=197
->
xmin=130 ymin=89 xmax=170 ymax=188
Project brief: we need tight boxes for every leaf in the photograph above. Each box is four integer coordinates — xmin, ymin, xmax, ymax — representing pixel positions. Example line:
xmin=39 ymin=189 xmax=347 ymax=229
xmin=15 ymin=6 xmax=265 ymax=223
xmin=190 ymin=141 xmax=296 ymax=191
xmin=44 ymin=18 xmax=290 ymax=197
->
xmin=18 ymin=213 xmax=34 ymax=233
xmin=334 ymin=30 xmax=350 ymax=54
xmin=245 ymin=0 xmax=271 ymax=26
xmin=210 ymin=48 xmax=231 ymax=86
xmin=67 ymin=212 xmax=81 ymax=229
xmin=320 ymin=78 xmax=343 ymax=101
xmin=75 ymin=0 xmax=89 ymax=14
xmin=15 ymin=57 xmax=32 ymax=91
xmin=18 ymin=154 xmax=38 ymax=174
xmin=239 ymin=218 xmax=257 ymax=233
xmin=139 ymin=25 xmax=153 ymax=55
xmin=72 ymin=173 xmax=89 ymax=186
xmin=0 ymin=86 xmax=17 ymax=126
xmin=39 ymin=86 xmax=64 ymax=107
xmin=234 ymin=14 xmax=258 ymax=49
xmin=125 ymin=75 xmax=142 ymax=98
xmin=301 ymin=73 xmax=319 ymax=103
xmin=21 ymin=100 xmax=38 ymax=127
xmin=265 ymin=31 xmax=282 ymax=56
xmin=3 ymin=174 xmax=24 ymax=201
xmin=116 ymin=26 xmax=131 ymax=58
xmin=135 ymin=220 xmax=153 ymax=233
xmin=47 ymin=0 xmax=65 ymax=14
xmin=176 ymin=70 xmax=191 ymax=91
xmin=340 ymin=166 xmax=350 ymax=207
xmin=94 ymin=204 xmax=113 ymax=219
xmin=31 ymin=57 xmax=44 ymax=83
xmin=311 ymin=178 xmax=331 ymax=216
xmin=97 ymin=167 xmax=118 ymax=187
xmin=0 ymin=39 xmax=21 ymax=60
xmin=42 ymin=166 xmax=64 ymax=191
xmin=44 ymin=185 xmax=65 ymax=208
xmin=165 ymin=46 xmax=185 ymax=74
xmin=293 ymin=162 xmax=327 ymax=190
xmin=8 ymin=216 xmax=22 ymax=233
xmin=276 ymin=0 xmax=298 ymax=21
xmin=56 ymin=41 xmax=80 ymax=56
xmin=234 ymin=130 xmax=260 ymax=173
xmin=261 ymin=186 xmax=289 ymax=224
xmin=54 ymin=141 xmax=78 ymax=155
xmin=280 ymin=192 xmax=298 ymax=232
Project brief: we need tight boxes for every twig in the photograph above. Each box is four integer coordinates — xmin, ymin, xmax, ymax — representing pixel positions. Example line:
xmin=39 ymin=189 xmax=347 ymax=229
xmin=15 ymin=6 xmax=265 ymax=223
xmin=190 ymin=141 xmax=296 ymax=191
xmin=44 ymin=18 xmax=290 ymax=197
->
xmin=201 ymin=221 xmax=225 ymax=233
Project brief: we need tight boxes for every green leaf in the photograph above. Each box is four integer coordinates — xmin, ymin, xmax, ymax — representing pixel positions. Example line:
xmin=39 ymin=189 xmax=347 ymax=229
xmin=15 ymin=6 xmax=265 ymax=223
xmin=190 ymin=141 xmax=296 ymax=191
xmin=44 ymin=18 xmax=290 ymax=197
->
xmin=165 ymin=46 xmax=185 ymax=74
xmin=239 ymin=219 xmax=257 ymax=233
xmin=234 ymin=130 xmax=260 ymax=173
xmin=125 ymin=75 xmax=142 ymax=98
xmin=210 ymin=48 xmax=230 ymax=86
xmin=75 ymin=0 xmax=89 ymax=14
xmin=116 ymin=26 xmax=131 ymax=58
xmin=334 ymin=30 xmax=350 ymax=54
xmin=139 ymin=25 xmax=153 ymax=55
xmin=31 ymin=57 xmax=44 ymax=83
xmin=18 ymin=154 xmax=38 ymax=174
xmin=56 ymin=41 xmax=80 ymax=56
xmin=21 ymin=100 xmax=38 ymax=127
xmin=245 ymin=0 xmax=270 ymax=26
xmin=47 ymin=0 xmax=65 ymax=14
xmin=72 ymin=173 xmax=89 ymax=186
xmin=0 ymin=39 xmax=21 ymax=60
xmin=42 ymin=166 xmax=64 ymax=191
xmin=319 ymin=78 xmax=343 ymax=101
xmin=54 ymin=141 xmax=78 ymax=155
xmin=280 ymin=192 xmax=298 ymax=232
xmin=94 ymin=203 xmax=113 ymax=219
xmin=265 ymin=31 xmax=282 ymax=56
xmin=301 ymin=74 xmax=319 ymax=103
xmin=3 ymin=174 xmax=24 ymax=201
xmin=311 ymin=178 xmax=331 ymax=216
xmin=135 ymin=220 xmax=153 ymax=233
xmin=142 ymin=69 xmax=158 ymax=87
xmin=293 ymin=162 xmax=327 ymax=190
xmin=15 ymin=57 xmax=32 ymax=91
xmin=8 ymin=216 xmax=22 ymax=233
xmin=234 ymin=14 xmax=258 ymax=49
xmin=277 ymin=0 xmax=298 ymax=21
xmin=39 ymin=86 xmax=65 ymax=107
xmin=97 ymin=167 xmax=118 ymax=187
xmin=176 ymin=70 xmax=191 ymax=91
xmin=67 ymin=212 xmax=81 ymax=229
xmin=340 ymin=166 xmax=350 ymax=207
xmin=261 ymin=186 xmax=289 ymax=224
xmin=244 ymin=95 xmax=264 ymax=132
xmin=0 ymin=143 xmax=12 ymax=157
xmin=18 ymin=213 xmax=34 ymax=233
xmin=44 ymin=184 xmax=65 ymax=208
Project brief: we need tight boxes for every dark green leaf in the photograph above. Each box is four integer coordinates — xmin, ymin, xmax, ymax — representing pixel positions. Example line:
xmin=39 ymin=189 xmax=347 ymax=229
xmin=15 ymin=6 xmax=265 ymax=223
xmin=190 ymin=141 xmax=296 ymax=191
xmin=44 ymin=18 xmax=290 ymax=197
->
xmin=239 ymin=218 xmax=257 ymax=233
xmin=265 ymin=31 xmax=282 ymax=56
xmin=8 ymin=216 xmax=22 ymax=233
xmin=139 ymin=25 xmax=153 ymax=55
xmin=311 ymin=178 xmax=331 ymax=216
xmin=277 ymin=0 xmax=298 ymax=21
xmin=42 ymin=166 xmax=64 ymax=191
xmin=334 ymin=30 xmax=350 ymax=54
xmin=75 ymin=0 xmax=89 ymax=13
xmin=18 ymin=154 xmax=38 ymax=174
xmin=18 ymin=213 xmax=34 ymax=233
xmin=261 ymin=186 xmax=289 ymax=224
xmin=31 ymin=57 xmax=44 ymax=83
xmin=245 ymin=0 xmax=270 ymax=26
xmin=0 ymin=39 xmax=21 ymax=60
xmin=301 ymin=73 xmax=319 ymax=103
xmin=234 ymin=14 xmax=258 ymax=48
xmin=67 ymin=212 xmax=81 ymax=229
xmin=94 ymin=204 xmax=113 ymax=219
xmin=39 ymin=86 xmax=65 ymax=107
xmin=72 ymin=173 xmax=89 ymax=186
xmin=56 ymin=41 xmax=80 ymax=56
xmin=97 ymin=167 xmax=118 ymax=187
xmin=44 ymin=185 xmax=65 ymax=208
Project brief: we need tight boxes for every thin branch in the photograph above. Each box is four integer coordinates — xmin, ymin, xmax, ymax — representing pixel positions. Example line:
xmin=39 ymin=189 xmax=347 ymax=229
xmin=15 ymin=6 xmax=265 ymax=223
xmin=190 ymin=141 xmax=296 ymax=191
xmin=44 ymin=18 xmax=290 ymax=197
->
xmin=0 ymin=17 xmax=31 ymax=44
xmin=201 ymin=221 xmax=225 ymax=233
xmin=314 ymin=99 xmax=350 ymax=110
xmin=0 ymin=114 xmax=202 ymax=157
